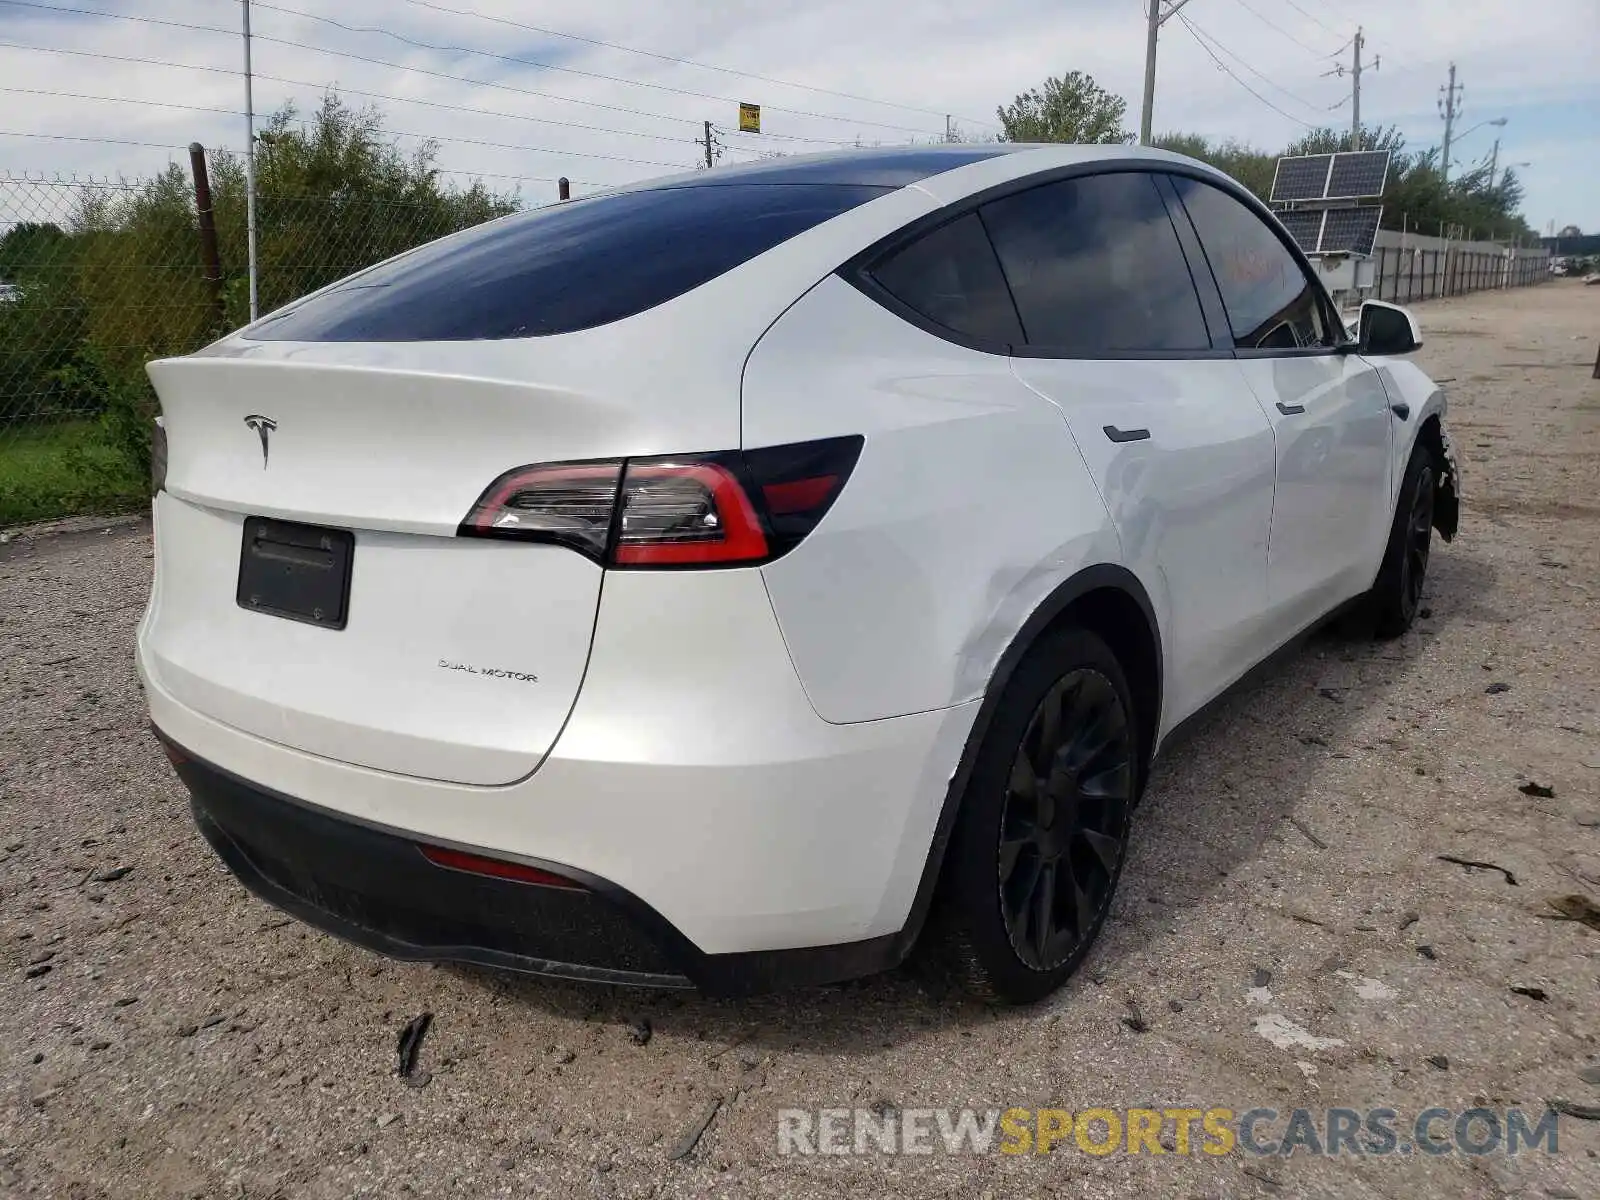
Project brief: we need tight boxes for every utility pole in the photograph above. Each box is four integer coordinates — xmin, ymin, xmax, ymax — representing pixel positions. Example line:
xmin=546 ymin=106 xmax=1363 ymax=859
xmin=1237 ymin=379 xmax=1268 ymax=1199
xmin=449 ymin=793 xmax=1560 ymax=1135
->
xmin=1346 ymin=27 xmax=1378 ymax=147
xmin=242 ymin=0 xmax=258 ymax=322
xmin=945 ymin=114 xmax=954 ymax=143
xmin=1488 ymin=136 xmax=1500 ymax=189
xmin=1438 ymin=62 xmax=1463 ymax=185
xmin=1139 ymin=0 xmax=1191 ymax=146
xmin=698 ymin=121 xmax=723 ymax=169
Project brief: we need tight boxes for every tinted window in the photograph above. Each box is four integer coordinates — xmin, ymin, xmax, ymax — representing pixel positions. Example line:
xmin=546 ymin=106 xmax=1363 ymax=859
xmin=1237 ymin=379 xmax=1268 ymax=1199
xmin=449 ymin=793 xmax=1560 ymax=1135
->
xmin=977 ymin=172 xmax=1209 ymax=353
xmin=248 ymin=183 xmax=888 ymax=342
xmin=868 ymin=213 xmax=1024 ymax=345
xmin=1172 ymin=176 xmax=1331 ymax=350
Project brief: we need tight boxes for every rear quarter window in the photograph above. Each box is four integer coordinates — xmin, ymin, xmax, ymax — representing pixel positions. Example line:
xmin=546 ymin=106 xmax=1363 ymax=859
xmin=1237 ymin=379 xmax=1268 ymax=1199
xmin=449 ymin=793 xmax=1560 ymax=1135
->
xmin=865 ymin=212 xmax=1025 ymax=346
xmin=247 ymin=183 xmax=889 ymax=342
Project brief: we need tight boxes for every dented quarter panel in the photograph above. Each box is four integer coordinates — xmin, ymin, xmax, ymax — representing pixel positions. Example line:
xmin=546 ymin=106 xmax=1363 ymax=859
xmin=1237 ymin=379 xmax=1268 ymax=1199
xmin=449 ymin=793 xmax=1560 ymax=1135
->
xmin=1367 ymin=356 xmax=1459 ymax=542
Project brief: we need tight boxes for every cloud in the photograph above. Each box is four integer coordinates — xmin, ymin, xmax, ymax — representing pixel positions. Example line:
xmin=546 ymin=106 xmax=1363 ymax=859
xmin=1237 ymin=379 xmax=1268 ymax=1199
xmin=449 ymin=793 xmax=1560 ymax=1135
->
xmin=0 ymin=0 xmax=1593 ymax=227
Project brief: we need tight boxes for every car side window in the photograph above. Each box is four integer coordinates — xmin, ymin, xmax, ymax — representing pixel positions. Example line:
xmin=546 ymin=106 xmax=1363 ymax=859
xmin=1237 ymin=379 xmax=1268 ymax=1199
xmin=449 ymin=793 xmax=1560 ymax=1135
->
xmin=976 ymin=172 xmax=1211 ymax=353
xmin=866 ymin=212 xmax=1026 ymax=346
xmin=1171 ymin=176 xmax=1333 ymax=351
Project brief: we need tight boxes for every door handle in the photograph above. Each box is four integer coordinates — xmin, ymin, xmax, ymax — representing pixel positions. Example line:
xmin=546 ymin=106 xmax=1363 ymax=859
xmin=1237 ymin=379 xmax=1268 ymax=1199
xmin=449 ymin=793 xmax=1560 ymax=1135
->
xmin=1276 ymin=401 xmax=1306 ymax=416
xmin=1103 ymin=425 xmax=1150 ymax=443
xmin=1390 ymin=402 xmax=1411 ymax=420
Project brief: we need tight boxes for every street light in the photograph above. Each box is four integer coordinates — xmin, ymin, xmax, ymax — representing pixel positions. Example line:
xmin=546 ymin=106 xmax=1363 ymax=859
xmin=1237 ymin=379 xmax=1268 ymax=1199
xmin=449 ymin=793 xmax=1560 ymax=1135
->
xmin=1444 ymin=115 xmax=1505 ymax=186
xmin=1455 ymin=116 xmax=1508 ymax=143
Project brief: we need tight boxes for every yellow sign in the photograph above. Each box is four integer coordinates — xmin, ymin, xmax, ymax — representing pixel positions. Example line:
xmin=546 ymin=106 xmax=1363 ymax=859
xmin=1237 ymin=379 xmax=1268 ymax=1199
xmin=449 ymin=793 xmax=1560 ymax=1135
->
xmin=738 ymin=102 xmax=761 ymax=134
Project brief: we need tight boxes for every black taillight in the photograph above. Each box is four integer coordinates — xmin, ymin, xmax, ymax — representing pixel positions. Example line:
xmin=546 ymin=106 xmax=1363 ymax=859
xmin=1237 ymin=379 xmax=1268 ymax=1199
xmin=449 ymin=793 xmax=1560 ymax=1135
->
xmin=458 ymin=436 xmax=863 ymax=568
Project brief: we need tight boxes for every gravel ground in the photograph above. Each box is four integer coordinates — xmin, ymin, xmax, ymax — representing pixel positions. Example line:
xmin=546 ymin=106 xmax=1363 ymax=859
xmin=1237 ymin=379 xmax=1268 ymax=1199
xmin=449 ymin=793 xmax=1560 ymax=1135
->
xmin=3 ymin=282 xmax=1598 ymax=1200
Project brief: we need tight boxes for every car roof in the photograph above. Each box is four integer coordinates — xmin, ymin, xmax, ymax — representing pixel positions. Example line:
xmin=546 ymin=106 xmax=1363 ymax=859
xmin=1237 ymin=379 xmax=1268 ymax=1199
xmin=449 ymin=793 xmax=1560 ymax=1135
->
xmin=642 ymin=145 xmax=1023 ymax=189
xmin=624 ymin=143 xmax=1232 ymax=201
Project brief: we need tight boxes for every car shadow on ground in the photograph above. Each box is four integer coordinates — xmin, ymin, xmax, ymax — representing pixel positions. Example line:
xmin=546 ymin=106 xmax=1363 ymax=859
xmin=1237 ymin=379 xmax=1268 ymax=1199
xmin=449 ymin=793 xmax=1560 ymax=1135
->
xmin=464 ymin=549 xmax=1500 ymax=1055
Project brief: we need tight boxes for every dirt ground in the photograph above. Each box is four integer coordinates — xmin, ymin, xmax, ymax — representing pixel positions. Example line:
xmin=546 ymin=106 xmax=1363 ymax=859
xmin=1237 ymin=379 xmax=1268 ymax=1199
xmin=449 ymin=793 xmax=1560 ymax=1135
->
xmin=3 ymin=281 xmax=1598 ymax=1200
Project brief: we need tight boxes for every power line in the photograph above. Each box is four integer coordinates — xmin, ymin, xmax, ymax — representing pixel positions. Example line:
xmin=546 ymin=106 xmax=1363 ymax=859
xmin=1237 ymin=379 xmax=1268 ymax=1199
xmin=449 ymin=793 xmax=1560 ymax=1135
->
xmin=0 ymin=0 xmax=947 ymax=139
xmin=0 ymin=129 xmax=235 ymax=153
xmin=1175 ymin=13 xmax=1315 ymax=129
xmin=0 ymin=49 xmax=702 ymax=148
xmin=1227 ymin=0 xmax=1337 ymax=57
xmin=1 ymin=86 xmax=243 ymax=121
xmin=246 ymin=0 xmax=947 ymax=136
xmin=1283 ymin=0 xmax=1352 ymax=40
xmin=0 ymin=41 xmax=868 ymax=159
xmin=1181 ymin=18 xmax=1328 ymax=115
xmin=0 ymin=79 xmax=689 ymax=170
xmin=398 ymin=0 xmax=1000 ymax=129
xmin=371 ymin=126 xmax=685 ymax=169
xmin=0 ymin=1 xmax=699 ymax=131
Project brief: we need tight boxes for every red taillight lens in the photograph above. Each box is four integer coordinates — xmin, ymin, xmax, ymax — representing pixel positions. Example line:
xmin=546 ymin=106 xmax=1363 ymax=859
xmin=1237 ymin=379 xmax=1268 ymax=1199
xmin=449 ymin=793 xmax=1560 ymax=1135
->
xmin=613 ymin=461 xmax=768 ymax=565
xmin=457 ymin=436 xmax=863 ymax=569
xmin=459 ymin=461 xmax=622 ymax=557
xmin=418 ymin=843 xmax=585 ymax=889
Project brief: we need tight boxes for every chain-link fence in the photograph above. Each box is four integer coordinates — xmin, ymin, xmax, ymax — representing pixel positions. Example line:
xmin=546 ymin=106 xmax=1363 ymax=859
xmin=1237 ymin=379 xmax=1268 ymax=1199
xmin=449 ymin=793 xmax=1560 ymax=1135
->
xmin=0 ymin=165 xmax=517 ymax=524
xmin=0 ymin=161 xmax=1560 ymax=526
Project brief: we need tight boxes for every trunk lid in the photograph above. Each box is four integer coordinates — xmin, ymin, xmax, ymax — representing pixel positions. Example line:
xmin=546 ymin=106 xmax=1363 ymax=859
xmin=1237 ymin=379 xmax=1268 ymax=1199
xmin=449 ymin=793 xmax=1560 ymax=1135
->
xmin=143 ymin=342 xmax=737 ymax=786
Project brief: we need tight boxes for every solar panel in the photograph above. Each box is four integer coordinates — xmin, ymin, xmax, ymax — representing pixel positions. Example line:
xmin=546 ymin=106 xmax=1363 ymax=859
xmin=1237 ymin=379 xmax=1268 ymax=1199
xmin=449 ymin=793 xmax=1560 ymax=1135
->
xmin=1325 ymin=151 xmax=1391 ymax=200
xmin=1277 ymin=210 xmax=1324 ymax=253
xmin=1270 ymin=154 xmax=1332 ymax=202
xmin=1318 ymin=206 xmax=1383 ymax=255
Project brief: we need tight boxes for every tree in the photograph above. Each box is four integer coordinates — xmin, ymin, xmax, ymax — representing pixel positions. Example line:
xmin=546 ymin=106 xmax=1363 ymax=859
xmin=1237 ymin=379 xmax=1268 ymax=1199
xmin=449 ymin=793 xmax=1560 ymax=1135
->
xmin=996 ymin=72 xmax=1131 ymax=145
xmin=1153 ymin=132 xmax=1275 ymax=199
xmin=1559 ymin=224 xmax=1583 ymax=237
xmin=0 ymin=222 xmax=71 ymax=282
xmin=1283 ymin=123 xmax=1406 ymax=157
xmin=0 ymin=91 xmax=521 ymax=490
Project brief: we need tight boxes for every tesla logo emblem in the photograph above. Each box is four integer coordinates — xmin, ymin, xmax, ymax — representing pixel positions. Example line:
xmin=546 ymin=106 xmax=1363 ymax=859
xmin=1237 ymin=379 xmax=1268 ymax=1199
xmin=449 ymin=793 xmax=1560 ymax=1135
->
xmin=243 ymin=414 xmax=277 ymax=467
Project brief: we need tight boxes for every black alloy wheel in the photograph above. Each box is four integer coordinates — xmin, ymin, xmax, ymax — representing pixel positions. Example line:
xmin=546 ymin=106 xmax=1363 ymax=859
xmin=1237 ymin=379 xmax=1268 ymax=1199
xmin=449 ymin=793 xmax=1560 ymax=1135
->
xmin=1371 ymin=444 xmax=1439 ymax=639
xmin=932 ymin=627 xmax=1142 ymax=1003
xmin=997 ymin=669 xmax=1134 ymax=971
xmin=1399 ymin=463 xmax=1435 ymax=621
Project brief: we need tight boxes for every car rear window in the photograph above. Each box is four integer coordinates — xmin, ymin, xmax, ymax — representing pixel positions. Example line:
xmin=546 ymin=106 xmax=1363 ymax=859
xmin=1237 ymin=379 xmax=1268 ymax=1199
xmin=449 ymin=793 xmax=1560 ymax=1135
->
xmin=246 ymin=183 xmax=889 ymax=342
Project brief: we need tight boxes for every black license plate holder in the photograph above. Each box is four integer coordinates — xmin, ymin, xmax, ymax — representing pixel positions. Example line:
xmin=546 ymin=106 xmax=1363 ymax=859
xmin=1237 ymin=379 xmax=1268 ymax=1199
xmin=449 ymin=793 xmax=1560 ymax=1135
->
xmin=237 ymin=517 xmax=354 ymax=629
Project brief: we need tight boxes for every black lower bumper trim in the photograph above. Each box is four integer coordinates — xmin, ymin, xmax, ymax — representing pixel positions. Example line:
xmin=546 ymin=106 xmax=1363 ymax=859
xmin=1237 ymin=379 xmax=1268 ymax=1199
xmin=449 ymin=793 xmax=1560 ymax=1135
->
xmin=163 ymin=733 xmax=907 ymax=996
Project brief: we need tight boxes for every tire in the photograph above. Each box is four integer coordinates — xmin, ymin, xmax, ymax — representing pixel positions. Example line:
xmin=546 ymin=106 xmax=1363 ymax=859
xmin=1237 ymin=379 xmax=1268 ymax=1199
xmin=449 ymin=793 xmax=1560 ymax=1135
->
xmin=1370 ymin=443 xmax=1437 ymax=639
xmin=933 ymin=628 xmax=1140 ymax=1004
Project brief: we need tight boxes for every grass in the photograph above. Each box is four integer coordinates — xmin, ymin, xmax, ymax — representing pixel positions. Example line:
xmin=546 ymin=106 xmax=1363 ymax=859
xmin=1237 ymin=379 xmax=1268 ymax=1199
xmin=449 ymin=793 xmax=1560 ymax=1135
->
xmin=0 ymin=420 xmax=145 ymax=528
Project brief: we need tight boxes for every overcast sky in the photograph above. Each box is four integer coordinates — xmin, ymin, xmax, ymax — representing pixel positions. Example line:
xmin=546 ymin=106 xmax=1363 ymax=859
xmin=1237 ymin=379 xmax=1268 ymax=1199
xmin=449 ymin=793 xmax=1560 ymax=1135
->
xmin=1 ymin=0 xmax=1595 ymax=232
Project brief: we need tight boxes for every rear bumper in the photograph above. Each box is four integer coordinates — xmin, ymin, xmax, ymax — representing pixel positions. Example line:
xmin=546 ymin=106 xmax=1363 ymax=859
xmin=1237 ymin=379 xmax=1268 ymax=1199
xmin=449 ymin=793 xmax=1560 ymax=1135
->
xmin=140 ymin=566 xmax=979 ymax=959
xmin=171 ymin=740 xmax=906 ymax=995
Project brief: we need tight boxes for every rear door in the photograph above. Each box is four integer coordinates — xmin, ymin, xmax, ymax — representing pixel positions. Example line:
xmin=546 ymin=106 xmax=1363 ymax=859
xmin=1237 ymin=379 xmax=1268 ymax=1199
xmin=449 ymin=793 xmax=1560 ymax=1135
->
xmin=1168 ymin=175 xmax=1394 ymax=634
xmin=985 ymin=171 xmax=1278 ymax=723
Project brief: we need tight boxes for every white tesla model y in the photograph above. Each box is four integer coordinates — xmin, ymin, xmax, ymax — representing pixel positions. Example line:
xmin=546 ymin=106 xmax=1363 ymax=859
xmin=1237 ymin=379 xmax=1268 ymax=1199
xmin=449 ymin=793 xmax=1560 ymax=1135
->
xmin=138 ymin=145 xmax=1458 ymax=1002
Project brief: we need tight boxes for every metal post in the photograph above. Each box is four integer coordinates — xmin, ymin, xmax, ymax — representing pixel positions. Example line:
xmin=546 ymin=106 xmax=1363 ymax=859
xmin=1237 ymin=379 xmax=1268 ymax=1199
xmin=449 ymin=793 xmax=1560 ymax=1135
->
xmin=188 ymin=143 xmax=225 ymax=328
xmin=1439 ymin=62 xmax=1461 ymax=185
xmin=1350 ymin=28 xmax=1363 ymax=146
xmin=1137 ymin=0 xmax=1189 ymax=146
xmin=1139 ymin=0 xmax=1160 ymax=146
xmin=557 ymin=177 xmax=570 ymax=201
xmin=242 ymin=0 xmax=258 ymax=321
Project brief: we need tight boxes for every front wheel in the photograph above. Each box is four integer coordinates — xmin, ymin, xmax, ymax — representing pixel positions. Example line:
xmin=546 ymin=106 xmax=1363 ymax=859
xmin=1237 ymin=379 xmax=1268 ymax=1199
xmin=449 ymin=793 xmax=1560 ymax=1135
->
xmin=933 ymin=628 xmax=1139 ymax=1004
xmin=1370 ymin=445 xmax=1436 ymax=639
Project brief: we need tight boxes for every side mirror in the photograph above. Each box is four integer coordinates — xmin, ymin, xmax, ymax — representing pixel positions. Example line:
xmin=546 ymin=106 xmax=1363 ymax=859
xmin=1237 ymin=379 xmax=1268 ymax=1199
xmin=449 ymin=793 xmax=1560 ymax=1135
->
xmin=1357 ymin=301 xmax=1422 ymax=356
